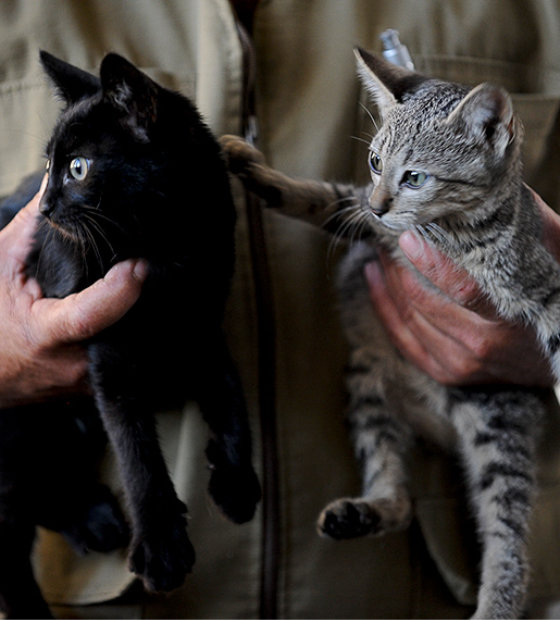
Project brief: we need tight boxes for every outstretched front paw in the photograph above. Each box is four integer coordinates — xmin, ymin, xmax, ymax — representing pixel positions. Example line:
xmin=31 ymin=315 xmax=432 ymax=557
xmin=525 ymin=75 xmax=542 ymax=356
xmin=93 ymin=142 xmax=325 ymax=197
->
xmin=128 ymin=506 xmax=195 ymax=593
xmin=219 ymin=134 xmax=266 ymax=175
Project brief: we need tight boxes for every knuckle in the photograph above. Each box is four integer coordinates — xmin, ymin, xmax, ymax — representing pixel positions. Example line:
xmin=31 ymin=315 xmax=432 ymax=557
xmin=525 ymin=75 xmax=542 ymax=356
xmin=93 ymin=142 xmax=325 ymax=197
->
xmin=440 ymin=354 xmax=483 ymax=387
xmin=464 ymin=332 xmax=493 ymax=361
xmin=451 ymin=280 xmax=484 ymax=309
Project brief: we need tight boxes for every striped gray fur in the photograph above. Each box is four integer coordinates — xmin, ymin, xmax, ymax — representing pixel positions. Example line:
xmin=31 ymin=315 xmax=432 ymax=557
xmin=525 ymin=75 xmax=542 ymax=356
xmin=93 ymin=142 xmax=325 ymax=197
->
xmin=220 ymin=48 xmax=554 ymax=619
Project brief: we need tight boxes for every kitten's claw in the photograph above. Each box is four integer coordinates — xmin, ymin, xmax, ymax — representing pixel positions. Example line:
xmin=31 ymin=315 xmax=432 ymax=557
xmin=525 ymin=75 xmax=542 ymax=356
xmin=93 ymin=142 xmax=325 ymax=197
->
xmin=219 ymin=134 xmax=266 ymax=175
xmin=318 ymin=493 xmax=412 ymax=539
xmin=128 ymin=506 xmax=195 ymax=593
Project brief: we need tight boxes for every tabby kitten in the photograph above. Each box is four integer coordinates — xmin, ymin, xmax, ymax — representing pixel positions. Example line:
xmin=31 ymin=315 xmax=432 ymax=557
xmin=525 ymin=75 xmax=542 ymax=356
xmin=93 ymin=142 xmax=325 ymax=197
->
xmin=0 ymin=52 xmax=260 ymax=619
xmin=220 ymin=48 xmax=556 ymax=619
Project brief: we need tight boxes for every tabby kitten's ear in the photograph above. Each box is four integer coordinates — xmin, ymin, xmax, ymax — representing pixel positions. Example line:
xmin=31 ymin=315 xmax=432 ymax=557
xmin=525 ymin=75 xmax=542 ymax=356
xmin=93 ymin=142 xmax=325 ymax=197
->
xmin=100 ymin=53 xmax=159 ymax=143
xmin=40 ymin=51 xmax=100 ymax=103
xmin=354 ymin=47 xmax=426 ymax=117
xmin=445 ymin=83 xmax=516 ymax=156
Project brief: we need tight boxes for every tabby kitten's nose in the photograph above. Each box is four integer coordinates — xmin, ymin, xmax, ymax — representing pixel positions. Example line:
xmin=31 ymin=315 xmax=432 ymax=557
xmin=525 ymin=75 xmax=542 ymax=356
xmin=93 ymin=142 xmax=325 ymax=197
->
xmin=369 ymin=191 xmax=393 ymax=217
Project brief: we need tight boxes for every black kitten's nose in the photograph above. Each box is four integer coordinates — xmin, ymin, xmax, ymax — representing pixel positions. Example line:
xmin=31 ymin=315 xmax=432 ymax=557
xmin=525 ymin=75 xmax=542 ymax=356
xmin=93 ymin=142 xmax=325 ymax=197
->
xmin=39 ymin=197 xmax=54 ymax=218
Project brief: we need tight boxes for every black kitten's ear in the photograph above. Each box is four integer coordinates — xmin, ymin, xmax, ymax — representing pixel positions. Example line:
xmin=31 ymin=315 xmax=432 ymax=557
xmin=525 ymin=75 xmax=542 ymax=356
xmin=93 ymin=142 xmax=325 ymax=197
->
xmin=354 ymin=47 xmax=427 ymax=117
xmin=40 ymin=50 xmax=100 ymax=103
xmin=446 ymin=83 xmax=516 ymax=156
xmin=100 ymin=53 xmax=159 ymax=143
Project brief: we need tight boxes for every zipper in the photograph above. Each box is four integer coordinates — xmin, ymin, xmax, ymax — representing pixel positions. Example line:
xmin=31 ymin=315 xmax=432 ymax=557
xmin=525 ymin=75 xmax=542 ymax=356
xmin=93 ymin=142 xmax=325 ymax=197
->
xmin=233 ymin=12 xmax=281 ymax=620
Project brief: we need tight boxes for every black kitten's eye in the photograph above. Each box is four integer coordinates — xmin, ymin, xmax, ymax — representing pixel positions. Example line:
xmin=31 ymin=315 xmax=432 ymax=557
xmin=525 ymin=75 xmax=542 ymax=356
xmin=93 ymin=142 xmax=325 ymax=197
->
xmin=369 ymin=151 xmax=383 ymax=175
xmin=402 ymin=171 xmax=428 ymax=188
xmin=69 ymin=157 xmax=90 ymax=181
xmin=45 ymin=159 xmax=50 ymax=172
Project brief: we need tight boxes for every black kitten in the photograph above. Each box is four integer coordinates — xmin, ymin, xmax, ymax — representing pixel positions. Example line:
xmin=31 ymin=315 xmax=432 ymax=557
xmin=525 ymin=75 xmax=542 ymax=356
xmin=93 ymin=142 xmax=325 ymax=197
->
xmin=0 ymin=52 xmax=260 ymax=619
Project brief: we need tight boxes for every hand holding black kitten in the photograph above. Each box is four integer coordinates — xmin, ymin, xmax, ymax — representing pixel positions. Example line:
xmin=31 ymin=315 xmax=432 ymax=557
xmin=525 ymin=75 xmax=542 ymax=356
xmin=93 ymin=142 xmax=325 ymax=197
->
xmin=0 ymin=182 xmax=147 ymax=407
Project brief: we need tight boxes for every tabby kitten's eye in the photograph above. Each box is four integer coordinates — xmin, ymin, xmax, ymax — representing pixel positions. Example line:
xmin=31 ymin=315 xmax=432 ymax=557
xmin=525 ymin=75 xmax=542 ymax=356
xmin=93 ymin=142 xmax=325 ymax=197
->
xmin=369 ymin=151 xmax=383 ymax=175
xmin=69 ymin=157 xmax=90 ymax=181
xmin=402 ymin=171 xmax=428 ymax=188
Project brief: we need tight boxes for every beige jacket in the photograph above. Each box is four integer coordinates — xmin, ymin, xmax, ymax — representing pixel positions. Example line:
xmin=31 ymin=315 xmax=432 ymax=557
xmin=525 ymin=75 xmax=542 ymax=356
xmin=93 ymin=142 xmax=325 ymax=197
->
xmin=1 ymin=1 xmax=560 ymax=617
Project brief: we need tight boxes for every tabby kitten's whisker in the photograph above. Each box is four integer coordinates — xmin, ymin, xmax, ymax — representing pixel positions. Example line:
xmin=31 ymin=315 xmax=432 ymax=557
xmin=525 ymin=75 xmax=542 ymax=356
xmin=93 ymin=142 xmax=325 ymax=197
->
xmin=221 ymin=47 xmax=555 ymax=619
xmin=359 ymin=100 xmax=378 ymax=133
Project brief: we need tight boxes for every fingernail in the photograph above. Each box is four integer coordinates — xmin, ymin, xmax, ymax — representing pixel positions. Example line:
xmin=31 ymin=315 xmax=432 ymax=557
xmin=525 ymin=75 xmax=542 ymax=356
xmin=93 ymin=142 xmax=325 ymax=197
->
xmin=132 ymin=259 xmax=149 ymax=282
xmin=364 ymin=260 xmax=382 ymax=286
xmin=399 ymin=231 xmax=424 ymax=262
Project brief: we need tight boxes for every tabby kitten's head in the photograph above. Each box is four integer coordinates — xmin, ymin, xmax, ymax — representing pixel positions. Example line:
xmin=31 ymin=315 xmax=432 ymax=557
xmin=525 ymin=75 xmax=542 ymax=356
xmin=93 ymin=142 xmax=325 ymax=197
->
xmin=355 ymin=48 xmax=522 ymax=232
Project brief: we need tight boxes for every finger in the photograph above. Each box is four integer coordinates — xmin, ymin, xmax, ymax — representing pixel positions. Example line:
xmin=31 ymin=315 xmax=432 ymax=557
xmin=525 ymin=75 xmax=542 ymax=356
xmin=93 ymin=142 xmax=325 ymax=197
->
xmin=531 ymin=187 xmax=560 ymax=263
xmin=364 ymin=260 xmax=457 ymax=383
xmin=0 ymin=176 xmax=46 ymax=270
xmin=370 ymin=255 xmax=553 ymax=386
xmin=398 ymin=231 xmax=498 ymax=320
xmin=379 ymin=250 xmax=503 ymax=364
xmin=34 ymin=258 xmax=148 ymax=345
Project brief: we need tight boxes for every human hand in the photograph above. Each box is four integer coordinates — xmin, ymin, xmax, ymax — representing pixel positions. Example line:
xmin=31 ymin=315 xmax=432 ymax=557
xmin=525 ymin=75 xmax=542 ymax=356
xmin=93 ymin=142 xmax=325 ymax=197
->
xmin=0 ymin=183 xmax=147 ymax=407
xmin=365 ymin=189 xmax=557 ymax=387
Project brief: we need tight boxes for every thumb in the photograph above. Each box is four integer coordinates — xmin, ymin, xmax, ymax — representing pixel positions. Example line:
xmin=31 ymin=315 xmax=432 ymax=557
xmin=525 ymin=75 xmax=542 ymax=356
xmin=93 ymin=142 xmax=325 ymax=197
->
xmin=398 ymin=230 xmax=495 ymax=318
xmin=0 ymin=176 xmax=46 ymax=269
xmin=34 ymin=258 xmax=148 ymax=345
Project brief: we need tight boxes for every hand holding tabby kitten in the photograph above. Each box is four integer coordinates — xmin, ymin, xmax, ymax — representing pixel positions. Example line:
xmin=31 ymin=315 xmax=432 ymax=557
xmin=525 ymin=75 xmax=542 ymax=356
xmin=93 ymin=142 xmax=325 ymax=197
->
xmin=365 ymin=196 xmax=558 ymax=387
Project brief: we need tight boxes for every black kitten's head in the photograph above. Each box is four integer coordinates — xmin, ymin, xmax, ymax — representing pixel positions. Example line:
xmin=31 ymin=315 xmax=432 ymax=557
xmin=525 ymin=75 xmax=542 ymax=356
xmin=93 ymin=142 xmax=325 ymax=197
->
xmin=38 ymin=52 xmax=231 ymax=264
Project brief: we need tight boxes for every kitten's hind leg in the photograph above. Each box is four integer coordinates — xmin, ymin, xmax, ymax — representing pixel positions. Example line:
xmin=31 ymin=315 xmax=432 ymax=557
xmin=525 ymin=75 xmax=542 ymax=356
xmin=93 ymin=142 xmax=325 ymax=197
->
xmin=88 ymin=342 xmax=195 ymax=594
xmin=197 ymin=331 xmax=261 ymax=524
xmin=450 ymin=387 xmax=543 ymax=620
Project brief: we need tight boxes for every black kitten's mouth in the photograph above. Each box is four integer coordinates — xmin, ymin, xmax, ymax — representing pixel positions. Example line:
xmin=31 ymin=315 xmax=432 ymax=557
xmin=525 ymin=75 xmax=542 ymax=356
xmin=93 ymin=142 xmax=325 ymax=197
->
xmin=45 ymin=217 xmax=81 ymax=243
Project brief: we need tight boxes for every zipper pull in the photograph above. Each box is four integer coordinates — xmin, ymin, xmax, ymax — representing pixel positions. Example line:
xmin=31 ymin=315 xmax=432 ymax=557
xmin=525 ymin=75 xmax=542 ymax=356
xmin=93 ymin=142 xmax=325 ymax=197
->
xmin=380 ymin=29 xmax=415 ymax=70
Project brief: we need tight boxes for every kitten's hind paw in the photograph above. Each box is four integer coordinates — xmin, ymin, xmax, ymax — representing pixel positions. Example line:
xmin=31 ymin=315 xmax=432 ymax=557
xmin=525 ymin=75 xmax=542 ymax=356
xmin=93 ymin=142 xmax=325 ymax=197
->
xmin=129 ymin=511 xmax=195 ymax=593
xmin=219 ymin=134 xmax=266 ymax=175
xmin=318 ymin=492 xmax=412 ymax=540
xmin=208 ymin=463 xmax=262 ymax=524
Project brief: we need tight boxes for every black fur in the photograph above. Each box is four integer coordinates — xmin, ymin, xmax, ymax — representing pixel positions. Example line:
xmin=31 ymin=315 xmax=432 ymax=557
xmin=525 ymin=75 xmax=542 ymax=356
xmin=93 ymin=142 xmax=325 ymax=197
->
xmin=0 ymin=52 xmax=260 ymax=619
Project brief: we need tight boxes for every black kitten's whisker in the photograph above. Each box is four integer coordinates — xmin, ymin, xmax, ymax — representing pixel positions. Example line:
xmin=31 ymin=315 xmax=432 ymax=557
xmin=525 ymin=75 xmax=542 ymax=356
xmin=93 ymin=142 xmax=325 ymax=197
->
xmin=83 ymin=213 xmax=117 ymax=260
xmin=80 ymin=218 xmax=106 ymax=271
xmin=83 ymin=205 xmax=130 ymax=239
xmin=34 ymin=219 xmax=56 ymax=280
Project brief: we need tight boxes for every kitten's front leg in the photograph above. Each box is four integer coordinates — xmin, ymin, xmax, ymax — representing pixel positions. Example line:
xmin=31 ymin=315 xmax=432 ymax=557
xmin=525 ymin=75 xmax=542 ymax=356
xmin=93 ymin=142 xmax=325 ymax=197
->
xmin=449 ymin=387 xmax=543 ymax=620
xmin=88 ymin=342 xmax=195 ymax=593
xmin=318 ymin=248 xmax=414 ymax=539
xmin=220 ymin=135 xmax=360 ymax=234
